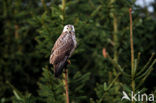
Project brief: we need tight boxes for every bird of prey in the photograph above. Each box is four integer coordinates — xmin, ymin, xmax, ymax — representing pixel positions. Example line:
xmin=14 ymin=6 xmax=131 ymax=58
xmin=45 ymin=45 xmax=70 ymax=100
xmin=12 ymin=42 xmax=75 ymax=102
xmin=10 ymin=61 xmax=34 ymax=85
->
xmin=49 ymin=25 xmax=77 ymax=77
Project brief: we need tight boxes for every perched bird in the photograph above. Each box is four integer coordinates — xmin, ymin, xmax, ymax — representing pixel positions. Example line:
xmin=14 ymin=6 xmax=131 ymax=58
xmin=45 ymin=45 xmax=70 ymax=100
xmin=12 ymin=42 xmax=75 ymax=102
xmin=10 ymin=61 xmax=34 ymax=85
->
xmin=49 ymin=25 xmax=77 ymax=77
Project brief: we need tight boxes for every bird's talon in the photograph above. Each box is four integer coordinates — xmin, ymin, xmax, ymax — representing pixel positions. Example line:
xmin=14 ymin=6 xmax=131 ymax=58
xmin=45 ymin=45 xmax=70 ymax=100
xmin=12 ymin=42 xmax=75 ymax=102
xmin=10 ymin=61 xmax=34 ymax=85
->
xmin=67 ymin=60 xmax=71 ymax=64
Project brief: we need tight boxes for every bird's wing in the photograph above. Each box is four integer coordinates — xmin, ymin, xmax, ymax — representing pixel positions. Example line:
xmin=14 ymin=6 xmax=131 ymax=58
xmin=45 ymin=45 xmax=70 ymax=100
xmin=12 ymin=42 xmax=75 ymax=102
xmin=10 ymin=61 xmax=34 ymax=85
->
xmin=51 ymin=32 xmax=66 ymax=52
xmin=49 ymin=32 xmax=74 ymax=64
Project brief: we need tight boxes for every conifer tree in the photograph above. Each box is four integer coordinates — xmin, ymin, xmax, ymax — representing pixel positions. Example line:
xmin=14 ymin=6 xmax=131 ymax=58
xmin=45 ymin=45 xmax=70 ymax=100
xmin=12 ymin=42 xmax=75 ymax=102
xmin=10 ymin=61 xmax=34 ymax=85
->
xmin=0 ymin=0 xmax=156 ymax=103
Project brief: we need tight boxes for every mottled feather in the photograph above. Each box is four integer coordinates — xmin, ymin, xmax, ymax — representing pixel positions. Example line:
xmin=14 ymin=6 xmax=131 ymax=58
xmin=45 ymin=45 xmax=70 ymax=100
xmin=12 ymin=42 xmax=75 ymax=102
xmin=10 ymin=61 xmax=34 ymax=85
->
xmin=49 ymin=30 xmax=76 ymax=77
xmin=50 ymin=32 xmax=74 ymax=64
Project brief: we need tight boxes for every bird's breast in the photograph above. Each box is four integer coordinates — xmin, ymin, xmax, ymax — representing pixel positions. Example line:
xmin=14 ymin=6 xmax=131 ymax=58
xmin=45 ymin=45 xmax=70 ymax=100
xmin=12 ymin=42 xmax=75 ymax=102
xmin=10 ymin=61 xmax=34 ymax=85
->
xmin=69 ymin=35 xmax=76 ymax=57
xmin=72 ymin=35 xmax=77 ymax=48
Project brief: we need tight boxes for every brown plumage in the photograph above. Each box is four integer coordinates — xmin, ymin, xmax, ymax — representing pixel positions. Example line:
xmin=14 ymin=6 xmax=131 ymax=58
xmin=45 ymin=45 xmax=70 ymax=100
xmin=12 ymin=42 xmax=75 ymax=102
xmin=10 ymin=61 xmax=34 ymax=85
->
xmin=49 ymin=25 xmax=76 ymax=77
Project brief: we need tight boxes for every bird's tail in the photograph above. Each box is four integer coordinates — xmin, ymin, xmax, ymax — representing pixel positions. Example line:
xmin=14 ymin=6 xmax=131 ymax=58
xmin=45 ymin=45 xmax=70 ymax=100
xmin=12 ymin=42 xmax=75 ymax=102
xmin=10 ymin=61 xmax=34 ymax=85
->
xmin=54 ymin=57 xmax=68 ymax=77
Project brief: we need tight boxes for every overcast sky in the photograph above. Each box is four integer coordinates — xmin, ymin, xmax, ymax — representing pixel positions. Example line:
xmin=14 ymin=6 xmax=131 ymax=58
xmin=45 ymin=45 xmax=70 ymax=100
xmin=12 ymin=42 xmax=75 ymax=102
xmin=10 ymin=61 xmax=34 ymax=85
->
xmin=135 ymin=0 xmax=154 ymax=12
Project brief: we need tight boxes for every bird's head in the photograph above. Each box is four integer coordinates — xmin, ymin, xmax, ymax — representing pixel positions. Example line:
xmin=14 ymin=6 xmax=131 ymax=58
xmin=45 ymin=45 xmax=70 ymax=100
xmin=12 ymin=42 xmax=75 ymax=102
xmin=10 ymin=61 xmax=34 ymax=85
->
xmin=63 ymin=24 xmax=75 ymax=33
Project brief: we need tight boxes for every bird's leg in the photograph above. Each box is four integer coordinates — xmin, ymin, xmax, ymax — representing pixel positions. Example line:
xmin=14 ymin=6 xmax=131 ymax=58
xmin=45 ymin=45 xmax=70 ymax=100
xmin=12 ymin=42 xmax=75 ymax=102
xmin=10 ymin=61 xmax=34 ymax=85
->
xmin=63 ymin=59 xmax=71 ymax=73
xmin=67 ymin=59 xmax=71 ymax=64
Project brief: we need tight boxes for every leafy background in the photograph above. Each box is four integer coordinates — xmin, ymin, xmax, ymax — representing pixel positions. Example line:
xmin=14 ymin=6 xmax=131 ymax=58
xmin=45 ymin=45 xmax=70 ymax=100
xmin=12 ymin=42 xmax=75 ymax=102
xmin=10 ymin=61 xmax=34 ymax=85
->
xmin=0 ymin=0 xmax=156 ymax=103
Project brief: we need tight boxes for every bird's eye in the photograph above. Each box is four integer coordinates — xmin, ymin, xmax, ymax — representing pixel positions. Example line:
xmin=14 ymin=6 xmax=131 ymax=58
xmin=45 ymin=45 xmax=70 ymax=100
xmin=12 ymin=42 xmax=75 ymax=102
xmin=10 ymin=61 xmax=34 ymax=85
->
xmin=67 ymin=28 xmax=68 ymax=29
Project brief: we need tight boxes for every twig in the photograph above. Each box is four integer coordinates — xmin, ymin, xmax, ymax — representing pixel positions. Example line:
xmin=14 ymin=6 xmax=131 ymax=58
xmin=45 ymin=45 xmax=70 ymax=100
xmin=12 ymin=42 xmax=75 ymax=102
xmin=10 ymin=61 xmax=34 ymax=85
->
xmin=112 ymin=13 xmax=118 ymax=62
xmin=61 ymin=0 xmax=69 ymax=102
xmin=62 ymin=0 xmax=66 ymax=24
xmin=64 ymin=69 xmax=69 ymax=103
xmin=98 ymin=73 xmax=121 ymax=103
xmin=129 ymin=8 xmax=134 ymax=72
xmin=41 ymin=0 xmax=48 ymax=11
xmin=107 ymin=53 xmax=130 ymax=77
xmin=14 ymin=24 xmax=19 ymax=39
xmin=129 ymin=8 xmax=135 ymax=103
xmin=136 ymin=59 xmax=156 ymax=89
xmin=136 ymin=53 xmax=155 ymax=76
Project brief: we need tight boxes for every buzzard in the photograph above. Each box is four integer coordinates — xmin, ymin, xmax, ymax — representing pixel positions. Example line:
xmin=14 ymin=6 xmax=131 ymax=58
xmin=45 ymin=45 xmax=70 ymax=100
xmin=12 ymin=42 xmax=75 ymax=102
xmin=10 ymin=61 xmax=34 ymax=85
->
xmin=49 ymin=25 xmax=77 ymax=77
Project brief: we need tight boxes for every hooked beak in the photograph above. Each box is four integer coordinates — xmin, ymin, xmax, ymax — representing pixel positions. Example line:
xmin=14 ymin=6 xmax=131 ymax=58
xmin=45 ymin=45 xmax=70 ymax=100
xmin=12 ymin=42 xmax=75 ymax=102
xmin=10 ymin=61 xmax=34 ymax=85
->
xmin=68 ymin=27 xmax=72 ymax=32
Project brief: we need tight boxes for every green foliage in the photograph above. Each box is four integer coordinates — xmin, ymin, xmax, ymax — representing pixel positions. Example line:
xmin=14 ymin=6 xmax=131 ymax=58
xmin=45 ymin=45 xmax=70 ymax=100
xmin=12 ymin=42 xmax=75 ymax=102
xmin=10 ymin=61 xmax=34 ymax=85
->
xmin=6 ymin=81 xmax=35 ymax=103
xmin=0 ymin=0 xmax=42 ymax=100
xmin=69 ymin=71 xmax=90 ymax=102
xmin=38 ymin=67 xmax=64 ymax=103
xmin=0 ymin=0 xmax=156 ymax=103
xmin=37 ymin=67 xmax=90 ymax=103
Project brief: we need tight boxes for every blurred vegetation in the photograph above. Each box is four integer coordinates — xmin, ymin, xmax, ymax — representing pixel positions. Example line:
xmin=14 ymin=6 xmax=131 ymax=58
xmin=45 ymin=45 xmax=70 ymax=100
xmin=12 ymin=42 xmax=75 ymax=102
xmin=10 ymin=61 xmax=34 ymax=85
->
xmin=0 ymin=0 xmax=156 ymax=103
